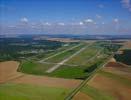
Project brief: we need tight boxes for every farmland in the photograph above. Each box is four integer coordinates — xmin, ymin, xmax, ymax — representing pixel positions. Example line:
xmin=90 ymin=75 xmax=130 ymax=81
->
xmin=0 ymin=83 xmax=70 ymax=100
xmin=72 ymin=41 xmax=131 ymax=100
xmin=20 ymin=41 xmax=118 ymax=79
xmin=72 ymin=61 xmax=131 ymax=100
xmin=0 ymin=61 xmax=81 ymax=100
xmin=1 ymin=36 xmax=130 ymax=100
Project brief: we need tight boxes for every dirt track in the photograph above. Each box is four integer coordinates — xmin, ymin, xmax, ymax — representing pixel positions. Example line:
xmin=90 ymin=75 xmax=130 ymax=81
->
xmin=0 ymin=61 xmax=82 ymax=88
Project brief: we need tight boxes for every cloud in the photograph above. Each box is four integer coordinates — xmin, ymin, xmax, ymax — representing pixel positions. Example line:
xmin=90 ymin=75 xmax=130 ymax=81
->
xmin=98 ymin=4 xmax=104 ymax=8
xmin=1 ymin=18 xmax=131 ymax=35
xmin=84 ymin=19 xmax=94 ymax=23
xmin=114 ymin=18 xmax=119 ymax=23
xmin=79 ymin=22 xmax=84 ymax=25
xmin=57 ymin=22 xmax=65 ymax=26
xmin=121 ymin=0 xmax=131 ymax=12
xmin=102 ymin=22 xmax=105 ymax=25
xmin=44 ymin=22 xmax=51 ymax=26
xmin=20 ymin=17 xmax=28 ymax=23
xmin=96 ymin=14 xmax=102 ymax=19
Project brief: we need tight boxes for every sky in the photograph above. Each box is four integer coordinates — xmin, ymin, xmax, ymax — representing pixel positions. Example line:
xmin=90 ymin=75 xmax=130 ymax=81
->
xmin=0 ymin=0 xmax=131 ymax=35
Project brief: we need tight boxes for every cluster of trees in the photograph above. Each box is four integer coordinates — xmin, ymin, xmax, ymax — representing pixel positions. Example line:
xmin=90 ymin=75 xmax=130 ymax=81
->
xmin=114 ymin=49 xmax=131 ymax=65
xmin=96 ymin=41 xmax=122 ymax=54
xmin=0 ymin=37 xmax=63 ymax=61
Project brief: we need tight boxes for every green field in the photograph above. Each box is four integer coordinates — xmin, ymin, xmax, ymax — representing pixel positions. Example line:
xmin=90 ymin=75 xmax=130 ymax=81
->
xmin=20 ymin=60 xmax=56 ymax=75
xmin=0 ymin=83 xmax=70 ymax=100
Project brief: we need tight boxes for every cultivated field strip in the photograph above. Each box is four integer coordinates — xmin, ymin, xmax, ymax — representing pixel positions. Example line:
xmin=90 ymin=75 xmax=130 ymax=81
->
xmin=46 ymin=44 xmax=91 ymax=73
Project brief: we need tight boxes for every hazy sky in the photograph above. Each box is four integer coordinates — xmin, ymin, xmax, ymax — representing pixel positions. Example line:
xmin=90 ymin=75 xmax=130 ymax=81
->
xmin=0 ymin=0 xmax=131 ymax=35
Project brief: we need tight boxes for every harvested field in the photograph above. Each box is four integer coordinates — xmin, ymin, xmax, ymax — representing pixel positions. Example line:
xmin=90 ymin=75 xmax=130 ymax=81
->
xmin=75 ymin=60 xmax=131 ymax=100
xmin=120 ymin=41 xmax=131 ymax=50
xmin=73 ymin=91 xmax=92 ymax=100
xmin=103 ymin=62 xmax=131 ymax=80
xmin=11 ymin=74 xmax=82 ymax=89
xmin=0 ymin=61 xmax=82 ymax=100
xmin=105 ymin=62 xmax=128 ymax=68
xmin=0 ymin=61 xmax=82 ymax=89
xmin=88 ymin=73 xmax=131 ymax=100
xmin=0 ymin=61 xmax=23 ymax=83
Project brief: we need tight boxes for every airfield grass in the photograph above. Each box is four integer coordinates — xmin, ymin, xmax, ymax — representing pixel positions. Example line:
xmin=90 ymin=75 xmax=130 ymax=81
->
xmin=0 ymin=83 xmax=70 ymax=100
xmin=47 ymin=56 xmax=107 ymax=79
xmin=66 ymin=46 xmax=100 ymax=65
xmin=20 ymin=60 xmax=56 ymax=75
xmin=80 ymin=85 xmax=115 ymax=100
xmin=20 ymin=44 xmax=108 ymax=79
xmin=48 ymin=65 xmax=87 ymax=79
xmin=20 ymin=42 xmax=110 ymax=79
xmin=45 ymin=43 xmax=86 ymax=63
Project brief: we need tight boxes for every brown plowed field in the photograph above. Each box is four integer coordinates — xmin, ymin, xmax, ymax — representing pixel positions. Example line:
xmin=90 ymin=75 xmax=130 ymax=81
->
xmin=87 ymin=61 xmax=131 ymax=100
xmin=88 ymin=74 xmax=131 ymax=100
xmin=0 ymin=61 xmax=82 ymax=89
xmin=0 ymin=61 xmax=23 ymax=83
xmin=11 ymin=74 xmax=82 ymax=88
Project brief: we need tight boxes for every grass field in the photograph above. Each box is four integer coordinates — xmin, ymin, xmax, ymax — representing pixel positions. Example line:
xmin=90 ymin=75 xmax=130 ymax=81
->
xmin=20 ymin=60 xmax=56 ymax=75
xmin=66 ymin=45 xmax=99 ymax=65
xmin=0 ymin=83 xmax=71 ymax=100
